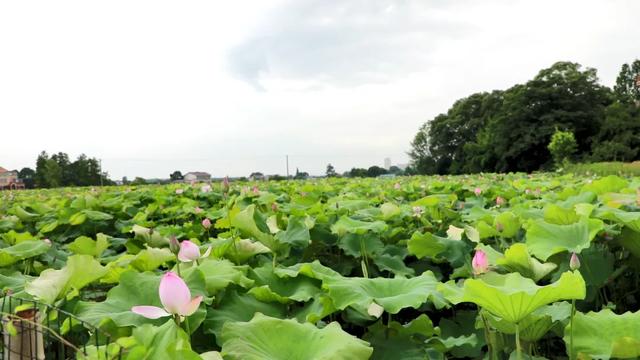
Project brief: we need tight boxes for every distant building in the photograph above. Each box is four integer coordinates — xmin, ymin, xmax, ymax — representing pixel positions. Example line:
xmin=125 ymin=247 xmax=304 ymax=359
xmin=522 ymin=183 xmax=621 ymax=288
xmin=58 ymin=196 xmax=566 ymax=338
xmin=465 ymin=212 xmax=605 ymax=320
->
xmin=384 ymin=158 xmax=392 ymax=170
xmin=0 ymin=167 xmax=25 ymax=190
xmin=184 ymin=172 xmax=211 ymax=182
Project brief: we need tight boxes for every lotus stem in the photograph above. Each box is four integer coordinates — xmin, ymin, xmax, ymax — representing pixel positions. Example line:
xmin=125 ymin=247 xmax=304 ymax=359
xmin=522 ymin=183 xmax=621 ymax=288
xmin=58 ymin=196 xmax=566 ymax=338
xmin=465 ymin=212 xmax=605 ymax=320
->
xmin=176 ymin=262 xmax=182 ymax=277
xmin=570 ymin=298 xmax=575 ymax=360
xmin=515 ymin=322 xmax=522 ymax=360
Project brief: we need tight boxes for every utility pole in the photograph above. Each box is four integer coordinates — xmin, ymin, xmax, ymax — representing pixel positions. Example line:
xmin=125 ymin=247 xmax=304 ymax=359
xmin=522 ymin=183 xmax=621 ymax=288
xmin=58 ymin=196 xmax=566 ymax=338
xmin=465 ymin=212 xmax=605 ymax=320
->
xmin=286 ymin=155 xmax=290 ymax=179
xmin=99 ymin=159 xmax=104 ymax=187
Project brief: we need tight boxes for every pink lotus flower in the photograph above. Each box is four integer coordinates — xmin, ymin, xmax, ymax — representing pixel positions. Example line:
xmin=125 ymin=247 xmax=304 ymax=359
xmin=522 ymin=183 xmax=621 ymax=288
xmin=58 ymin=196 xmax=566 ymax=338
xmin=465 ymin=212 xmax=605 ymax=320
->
xmin=569 ymin=252 xmax=580 ymax=270
xmin=202 ymin=218 xmax=212 ymax=229
xmin=131 ymin=272 xmax=203 ymax=319
xmin=472 ymin=249 xmax=489 ymax=275
xmin=271 ymin=203 xmax=278 ymax=212
xmin=412 ymin=206 xmax=424 ymax=218
xmin=496 ymin=196 xmax=506 ymax=206
xmin=394 ymin=183 xmax=401 ymax=190
xmin=474 ymin=187 xmax=482 ymax=196
xmin=201 ymin=185 xmax=212 ymax=193
xmin=178 ymin=240 xmax=211 ymax=262
xmin=43 ymin=238 xmax=52 ymax=246
xmin=175 ymin=189 xmax=184 ymax=195
xmin=194 ymin=207 xmax=203 ymax=214
xmin=253 ymin=186 xmax=259 ymax=194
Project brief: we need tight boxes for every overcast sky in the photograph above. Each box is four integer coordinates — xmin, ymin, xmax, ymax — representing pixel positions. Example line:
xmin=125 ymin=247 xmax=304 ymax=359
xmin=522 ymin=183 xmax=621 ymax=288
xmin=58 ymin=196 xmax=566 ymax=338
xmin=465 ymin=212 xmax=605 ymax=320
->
xmin=1 ymin=0 xmax=638 ymax=179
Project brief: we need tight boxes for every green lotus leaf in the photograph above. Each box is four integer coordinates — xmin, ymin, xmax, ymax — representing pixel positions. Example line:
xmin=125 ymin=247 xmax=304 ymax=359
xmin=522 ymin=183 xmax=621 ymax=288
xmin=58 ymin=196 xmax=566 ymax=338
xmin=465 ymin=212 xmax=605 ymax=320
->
xmin=248 ymin=264 xmax=321 ymax=303
xmin=83 ymin=209 xmax=114 ymax=221
xmin=0 ymin=240 xmax=50 ymax=267
xmin=407 ymin=231 xmax=470 ymax=267
xmin=130 ymin=247 xmax=175 ymax=272
xmin=619 ymin=227 xmax=640 ymax=258
xmin=323 ymin=271 xmax=446 ymax=315
xmin=220 ymin=313 xmax=373 ymax=360
xmin=581 ymin=175 xmax=628 ymax=195
xmin=273 ymin=260 xmax=342 ymax=282
xmin=565 ymin=309 xmax=640 ymax=359
xmin=497 ymin=243 xmax=557 ymax=281
xmin=118 ymin=320 xmax=201 ymax=360
xmin=210 ymin=238 xmax=271 ymax=263
xmin=439 ymin=271 xmax=585 ymax=324
xmin=76 ymin=269 xmax=206 ymax=329
xmin=190 ymin=258 xmax=254 ymax=295
xmin=379 ymin=203 xmax=401 ymax=220
xmin=595 ymin=207 xmax=640 ymax=232
xmin=203 ymin=290 xmax=286 ymax=343
xmin=12 ymin=206 xmax=39 ymax=222
xmin=372 ymin=253 xmax=415 ymax=276
xmin=26 ymin=255 xmax=108 ymax=304
xmin=230 ymin=205 xmax=278 ymax=250
xmin=494 ymin=211 xmax=520 ymax=238
xmin=330 ymin=216 xmax=388 ymax=236
xmin=274 ymin=216 xmax=310 ymax=248
xmin=525 ymin=218 xmax=602 ymax=260
xmin=0 ymin=230 xmax=36 ymax=245
xmin=292 ymin=294 xmax=337 ymax=323
xmin=67 ymin=233 xmax=109 ymax=257
xmin=543 ymin=204 xmax=580 ymax=225
xmin=338 ymin=233 xmax=384 ymax=258
xmin=485 ymin=302 xmax=571 ymax=342
xmin=438 ymin=310 xmax=485 ymax=358
xmin=131 ymin=224 xmax=168 ymax=248
xmin=364 ymin=315 xmax=441 ymax=360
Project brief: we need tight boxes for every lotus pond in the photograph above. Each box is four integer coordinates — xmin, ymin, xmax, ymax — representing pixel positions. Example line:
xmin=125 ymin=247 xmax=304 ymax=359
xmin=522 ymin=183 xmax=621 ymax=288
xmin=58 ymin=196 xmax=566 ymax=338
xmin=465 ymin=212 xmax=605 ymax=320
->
xmin=0 ymin=173 xmax=639 ymax=359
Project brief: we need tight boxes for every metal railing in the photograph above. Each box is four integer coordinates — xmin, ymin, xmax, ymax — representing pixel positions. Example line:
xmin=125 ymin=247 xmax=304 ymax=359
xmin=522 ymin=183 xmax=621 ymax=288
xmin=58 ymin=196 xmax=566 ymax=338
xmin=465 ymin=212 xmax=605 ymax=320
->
xmin=0 ymin=293 xmax=122 ymax=360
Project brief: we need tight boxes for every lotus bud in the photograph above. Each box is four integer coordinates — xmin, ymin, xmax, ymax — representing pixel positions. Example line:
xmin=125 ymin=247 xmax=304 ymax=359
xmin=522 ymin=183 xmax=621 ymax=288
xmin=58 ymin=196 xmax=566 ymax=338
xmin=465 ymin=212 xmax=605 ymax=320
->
xmin=496 ymin=196 xmax=505 ymax=206
xmin=175 ymin=188 xmax=184 ymax=195
xmin=194 ymin=207 xmax=203 ymax=214
xmin=569 ymin=252 xmax=580 ymax=270
xmin=43 ymin=238 xmax=52 ymax=246
xmin=253 ymin=186 xmax=259 ymax=194
xmin=472 ymin=249 xmax=489 ymax=275
xmin=223 ymin=176 xmax=230 ymax=192
xmin=394 ymin=183 xmax=401 ymax=190
xmin=202 ymin=218 xmax=212 ymax=229
xmin=169 ymin=236 xmax=180 ymax=255
xmin=474 ymin=187 xmax=482 ymax=196
xmin=271 ymin=203 xmax=278 ymax=212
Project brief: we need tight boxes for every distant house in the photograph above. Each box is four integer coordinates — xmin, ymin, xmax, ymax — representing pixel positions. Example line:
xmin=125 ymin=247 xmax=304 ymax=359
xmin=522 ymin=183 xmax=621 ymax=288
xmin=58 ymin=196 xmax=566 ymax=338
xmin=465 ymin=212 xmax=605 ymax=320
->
xmin=0 ymin=167 xmax=25 ymax=190
xmin=184 ymin=172 xmax=211 ymax=182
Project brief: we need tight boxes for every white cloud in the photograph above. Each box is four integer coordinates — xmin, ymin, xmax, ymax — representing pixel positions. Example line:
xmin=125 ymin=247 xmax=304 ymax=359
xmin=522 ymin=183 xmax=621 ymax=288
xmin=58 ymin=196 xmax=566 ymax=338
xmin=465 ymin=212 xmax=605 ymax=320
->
xmin=1 ymin=0 xmax=638 ymax=179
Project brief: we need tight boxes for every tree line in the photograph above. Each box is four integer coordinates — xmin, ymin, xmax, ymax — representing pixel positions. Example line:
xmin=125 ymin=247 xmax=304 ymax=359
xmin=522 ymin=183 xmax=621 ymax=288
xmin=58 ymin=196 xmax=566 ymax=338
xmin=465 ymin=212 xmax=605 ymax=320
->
xmin=21 ymin=151 xmax=113 ymax=188
xmin=408 ymin=60 xmax=640 ymax=174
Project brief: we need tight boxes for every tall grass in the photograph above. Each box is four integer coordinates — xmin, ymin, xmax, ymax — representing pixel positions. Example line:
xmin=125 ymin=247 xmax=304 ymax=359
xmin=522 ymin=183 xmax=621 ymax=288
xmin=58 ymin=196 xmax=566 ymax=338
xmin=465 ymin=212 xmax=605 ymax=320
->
xmin=565 ymin=161 xmax=640 ymax=176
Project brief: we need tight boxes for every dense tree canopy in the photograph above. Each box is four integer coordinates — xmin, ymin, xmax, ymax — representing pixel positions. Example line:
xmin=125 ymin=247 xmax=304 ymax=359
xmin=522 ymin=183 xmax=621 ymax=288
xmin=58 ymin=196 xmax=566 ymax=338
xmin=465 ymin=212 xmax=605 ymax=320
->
xmin=34 ymin=151 xmax=111 ymax=188
xmin=410 ymin=60 xmax=640 ymax=174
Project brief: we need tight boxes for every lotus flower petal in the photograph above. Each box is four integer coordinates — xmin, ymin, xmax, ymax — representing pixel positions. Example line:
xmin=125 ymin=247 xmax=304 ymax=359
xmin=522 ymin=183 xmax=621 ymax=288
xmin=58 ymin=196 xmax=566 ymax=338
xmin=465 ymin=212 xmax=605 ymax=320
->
xmin=201 ymin=246 xmax=212 ymax=259
xmin=179 ymin=295 xmax=203 ymax=316
xmin=159 ymin=272 xmax=191 ymax=314
xmin=178 ymin=241 xmax=201 ymax=262
xmin=131 ymin=305 xmax=171 ymax=319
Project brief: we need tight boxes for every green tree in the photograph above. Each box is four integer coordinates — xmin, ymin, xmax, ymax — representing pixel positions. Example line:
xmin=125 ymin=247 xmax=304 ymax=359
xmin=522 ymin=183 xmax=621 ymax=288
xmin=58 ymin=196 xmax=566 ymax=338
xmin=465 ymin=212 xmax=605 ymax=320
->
xmin=347 ymin=168 xmax=368 ymax=178
xmin=548 ymin=129 xmax=578 ymax=168
xmin=366 ymin=166 xmax=388 ymax=177
xmin=35 ymin=151 xmax=49 ymax=188
xmin=613 ymin=59 xmax=640 ymax=104
xmin=44 ymin=159 xmax=63 ymax=188
xmin=325 ymin=164 xmax=337 ymax=177
xmin=170 ymin=171 xmax=184 ymax=181
xmin=131 ymin=177 xmax=147 ymax=185
xmin=18 ymin=168 xmax=36 ymax=189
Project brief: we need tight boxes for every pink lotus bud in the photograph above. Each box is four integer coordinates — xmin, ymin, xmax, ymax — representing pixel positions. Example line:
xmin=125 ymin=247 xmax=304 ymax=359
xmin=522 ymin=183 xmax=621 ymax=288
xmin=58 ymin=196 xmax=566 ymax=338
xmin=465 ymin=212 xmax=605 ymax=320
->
xmin=496 ymin=196 xmax=506 ymax=206
xmin=223 ymin=176 xmax=230 ymax=190
xmin=569 ymin=252 xmax=580 ymax=270
xmin=202 ymin=218 xmax=211 ymax=229
xmin=271 ymin=203 xmax=278 ymax=212
xmin=472 ymin=249 xmax=489 ymax=275
xmin=253 ymin=186 xmax=259 ymax=194
xmin=525 ymin=189 xmax=531 ymax=195
xmin=175 ymin=189 xmax=184 ymax=195
xmin=43 ymin=238 xmax=52 ymax=246
xmin=394 ymin=183 xmax=401 ymax=190
xmin=201 ymin=185 xmax=212 ymax=193
xmin=194 ymin=207 xmax=203 ymax=214
xmin=474 ymin=187 xmax=482 ymax=196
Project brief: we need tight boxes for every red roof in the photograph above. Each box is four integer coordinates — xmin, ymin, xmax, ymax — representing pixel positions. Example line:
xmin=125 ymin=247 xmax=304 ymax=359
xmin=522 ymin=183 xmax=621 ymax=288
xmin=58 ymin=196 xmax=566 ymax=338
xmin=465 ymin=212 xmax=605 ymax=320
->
xmin=0 ymin=167 xmax=7 ymax=173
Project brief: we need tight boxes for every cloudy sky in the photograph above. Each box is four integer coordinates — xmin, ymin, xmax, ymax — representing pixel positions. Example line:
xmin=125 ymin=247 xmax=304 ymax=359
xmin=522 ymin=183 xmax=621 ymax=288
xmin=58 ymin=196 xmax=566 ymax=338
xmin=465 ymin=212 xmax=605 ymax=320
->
xmin=1 ymin=0 xmax=638 ymax=179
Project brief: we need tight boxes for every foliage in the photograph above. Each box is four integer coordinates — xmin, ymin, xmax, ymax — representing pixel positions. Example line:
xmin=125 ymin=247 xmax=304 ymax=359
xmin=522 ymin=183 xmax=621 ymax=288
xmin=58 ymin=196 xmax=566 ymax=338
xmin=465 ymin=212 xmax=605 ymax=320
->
xmin=547 ymin=129 xmax=577 ymax=168
xmin=1 ymin=173 xmax=639 ymax=358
